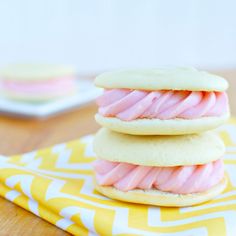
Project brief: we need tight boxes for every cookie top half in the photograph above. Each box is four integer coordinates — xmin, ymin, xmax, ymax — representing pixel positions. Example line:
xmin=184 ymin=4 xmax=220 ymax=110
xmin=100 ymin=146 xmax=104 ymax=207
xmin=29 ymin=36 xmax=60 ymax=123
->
xmin=95 ymin=67 xmax=228 ymax=92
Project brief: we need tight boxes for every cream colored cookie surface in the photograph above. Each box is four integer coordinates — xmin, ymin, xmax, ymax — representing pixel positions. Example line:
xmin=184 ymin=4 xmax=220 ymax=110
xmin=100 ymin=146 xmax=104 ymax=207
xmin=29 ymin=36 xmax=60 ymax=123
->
xmin=95 ymin=177 xmax=227 ymax=207
xmin=93 ymin=128 xmax=225 ymax=166
xmin=95 ymin=113 xmax=230 ymax=135
xmin=2 ymin=89 xmax=76 ymax=102
xmin=0 ymin=64 xmax=76 ymax=81
xmin=95 ymin=67 xmax=228 ymax=91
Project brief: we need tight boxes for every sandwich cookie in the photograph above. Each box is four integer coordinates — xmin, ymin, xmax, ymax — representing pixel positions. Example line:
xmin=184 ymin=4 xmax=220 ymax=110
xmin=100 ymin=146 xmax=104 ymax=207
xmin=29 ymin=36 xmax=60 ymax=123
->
xmin=0 ymin=64 xmax=77 ymax=102
xmin=93 ymin=128 xmax=227 ymax=207
xmin=95 ymin=67 xmax=229 ymax=135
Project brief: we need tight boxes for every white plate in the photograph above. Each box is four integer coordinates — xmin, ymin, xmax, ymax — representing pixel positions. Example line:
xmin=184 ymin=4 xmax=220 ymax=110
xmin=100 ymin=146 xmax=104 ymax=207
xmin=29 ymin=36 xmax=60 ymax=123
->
xmin=0 ymin=79 xmax=102 ymax=118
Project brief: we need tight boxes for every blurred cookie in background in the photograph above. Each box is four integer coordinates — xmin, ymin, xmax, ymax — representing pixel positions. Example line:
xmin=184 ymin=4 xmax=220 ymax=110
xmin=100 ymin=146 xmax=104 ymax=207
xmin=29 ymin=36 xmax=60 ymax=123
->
xmin=0 ymin=64 xmax=101 ymax=118
xmin=0 ymin=64 xmax=77 ymax=102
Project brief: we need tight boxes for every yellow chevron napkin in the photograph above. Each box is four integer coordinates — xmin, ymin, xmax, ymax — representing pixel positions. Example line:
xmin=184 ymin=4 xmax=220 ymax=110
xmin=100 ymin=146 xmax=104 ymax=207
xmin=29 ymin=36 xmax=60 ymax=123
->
xmin=0 ymin=119 xmax=236 ymax=236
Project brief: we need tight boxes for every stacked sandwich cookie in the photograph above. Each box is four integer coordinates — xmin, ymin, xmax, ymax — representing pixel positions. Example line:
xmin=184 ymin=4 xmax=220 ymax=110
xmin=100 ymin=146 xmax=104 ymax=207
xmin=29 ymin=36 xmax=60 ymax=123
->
xmin=95 ymin=68 xmax=229 ymax=135
xmin=93 ymin=67 xmax=230 ymax=207
xmin=93 ymin=129 xmax=226 ymax=207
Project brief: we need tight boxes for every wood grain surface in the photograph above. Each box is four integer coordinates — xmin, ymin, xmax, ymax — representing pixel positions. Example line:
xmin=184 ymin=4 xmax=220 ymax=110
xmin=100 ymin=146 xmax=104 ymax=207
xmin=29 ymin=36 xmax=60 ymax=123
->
xmin=0 ymin=70 xmax=235 ymax=235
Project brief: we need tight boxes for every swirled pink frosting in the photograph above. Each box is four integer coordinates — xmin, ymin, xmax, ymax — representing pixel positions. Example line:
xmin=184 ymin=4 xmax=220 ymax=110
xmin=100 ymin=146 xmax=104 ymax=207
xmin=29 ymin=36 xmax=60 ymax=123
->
xmin=2 ymin=76 xmax=76 ymax=95
xmin=97 ymin=89 xmax=228 ymax=120
xmin=93 ymin=159 xmax=224 ymax=194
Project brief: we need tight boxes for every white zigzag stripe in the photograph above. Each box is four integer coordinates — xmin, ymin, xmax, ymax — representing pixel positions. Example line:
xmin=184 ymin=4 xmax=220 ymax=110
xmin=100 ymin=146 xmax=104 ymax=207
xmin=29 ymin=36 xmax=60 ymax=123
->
xmin=21 ymin=152 xmax=43 ymax=169
xmin=148 ymin=207 xmax=236 ymax=236
xmin=21 ymin=151 xmax=37 ymax=163
xmin=26 ymin=158 xmax=42 ymax=169
xmin=225 ymin=164 xmax=236 ymax=187
xmin=5 ymin=190 xmax=21 ymax=201
xmin=225 ymin=154 xmax=236 ymax=160
xmin=0 ymin=155 xmax=7 ymax=161
xmin=5 ymin=174 xmax=40 ymax=216
xmin=56 ymin=218 xmax=74 ymax=230
xmin=215 ymin=190 xmax=236 ymax=199
xmin=180 ymin=199 xmax=236 ymax=213
xmin=52 ymin=143 xmax=67 ymax=153
xmin=59 ymin=206 xmax=97 ymax=234
xmin=218 ymin=124 xmax=236 ymax=143
xmin=53 ymin=144 xmax=92 ymax=170
xmin=226 ymin=147 xmax=236 ymax=152
xmin=6 ymin=174 xmax=34 ymax=199
xmin=80 ymin=135 xmax=96 ymax=158
xmin=28 ymin=199 xmax=39 ymax=216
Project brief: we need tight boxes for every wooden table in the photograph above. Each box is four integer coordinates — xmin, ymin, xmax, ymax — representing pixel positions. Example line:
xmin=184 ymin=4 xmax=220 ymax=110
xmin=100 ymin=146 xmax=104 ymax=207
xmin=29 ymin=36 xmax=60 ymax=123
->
xmin=0 ymin=70 xmax=235 ymax=235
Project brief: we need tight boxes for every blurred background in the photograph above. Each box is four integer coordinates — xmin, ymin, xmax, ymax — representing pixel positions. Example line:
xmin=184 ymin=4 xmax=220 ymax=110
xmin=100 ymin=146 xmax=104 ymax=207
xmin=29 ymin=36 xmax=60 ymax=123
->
xmin=0 ymin=0 xmax=236 ymax=72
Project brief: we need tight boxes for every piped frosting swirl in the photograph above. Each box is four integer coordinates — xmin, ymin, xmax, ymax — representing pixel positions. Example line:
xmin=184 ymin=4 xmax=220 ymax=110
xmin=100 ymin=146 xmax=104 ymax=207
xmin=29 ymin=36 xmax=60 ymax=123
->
xmin=93 ymin=159 xmax=224 ymax=194
xmin=97 ymin=89 xmax=228 ymax=121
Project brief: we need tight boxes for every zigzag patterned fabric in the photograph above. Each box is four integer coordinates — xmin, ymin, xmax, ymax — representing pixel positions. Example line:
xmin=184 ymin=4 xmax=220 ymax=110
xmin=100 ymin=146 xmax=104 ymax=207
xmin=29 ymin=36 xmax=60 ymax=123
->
xmin=0 ymin=119 xmax=236 ymax=236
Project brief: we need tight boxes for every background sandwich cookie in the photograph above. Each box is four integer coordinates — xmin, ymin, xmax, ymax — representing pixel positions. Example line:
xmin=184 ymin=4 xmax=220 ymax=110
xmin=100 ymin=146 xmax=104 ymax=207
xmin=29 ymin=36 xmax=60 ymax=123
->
xmin=95 ymin=67 xmax=230 ymax=135
xmin=0 ymin=64 xmax=77 ymax=102
xmin=93 ymin=128 xmax=227 ymax=207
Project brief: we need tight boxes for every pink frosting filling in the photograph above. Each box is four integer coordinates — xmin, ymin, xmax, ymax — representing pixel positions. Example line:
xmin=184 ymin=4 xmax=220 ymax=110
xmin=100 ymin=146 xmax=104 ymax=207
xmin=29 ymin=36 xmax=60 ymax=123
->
xmin=2 ymin=76 xmax=76 ymax=94
xmin=93 ymin=159 xmax=224 ymax=194
xmin=97 ymin=89 xmax=228 ymax=120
